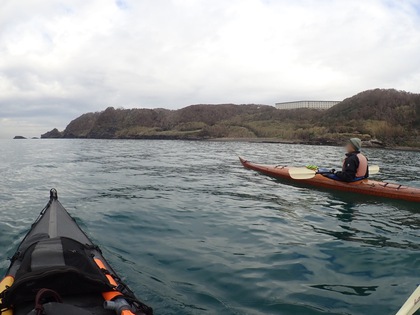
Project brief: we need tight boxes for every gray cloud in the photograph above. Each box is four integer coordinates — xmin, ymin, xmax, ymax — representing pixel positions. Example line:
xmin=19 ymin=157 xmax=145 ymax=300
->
xmin=0 ymin=0 xmax=420 ymax=138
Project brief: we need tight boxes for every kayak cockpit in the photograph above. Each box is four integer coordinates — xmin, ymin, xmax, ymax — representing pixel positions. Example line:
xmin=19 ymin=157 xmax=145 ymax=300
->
xmin=0 ymin=189 xmax=153 ymax=315
xmin=2 ymin=236 xmax=113 ymax=309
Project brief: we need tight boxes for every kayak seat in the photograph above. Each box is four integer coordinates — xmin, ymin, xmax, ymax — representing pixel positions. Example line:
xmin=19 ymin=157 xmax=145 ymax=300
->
xmin=27 ymin=302 xmax=93 ymax=315
xmin=2 ymin=237 xmax=113 ymax=307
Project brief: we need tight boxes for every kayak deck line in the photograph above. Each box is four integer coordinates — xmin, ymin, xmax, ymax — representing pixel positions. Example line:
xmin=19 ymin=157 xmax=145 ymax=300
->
xmin=48 ymin=201 xmax=58 ymax=238
xmin=48 ymin=188 xmax=58 ymax=238
xmin=239 ymin=157 xmax=420 ymax=203
xmin=0 ymin=189 xmax=153 ymax=315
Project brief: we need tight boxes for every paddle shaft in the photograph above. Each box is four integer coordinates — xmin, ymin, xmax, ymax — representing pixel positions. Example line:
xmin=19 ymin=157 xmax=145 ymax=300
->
xmin=289 ymin=165 xmax=380 ymax=180
xmin=396 ymin=285 xmax=420 ymax=315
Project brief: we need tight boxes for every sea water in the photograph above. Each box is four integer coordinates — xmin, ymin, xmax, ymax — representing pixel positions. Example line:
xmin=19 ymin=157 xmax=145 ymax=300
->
xmin=0 ymin=139 xmax=419 ymax=314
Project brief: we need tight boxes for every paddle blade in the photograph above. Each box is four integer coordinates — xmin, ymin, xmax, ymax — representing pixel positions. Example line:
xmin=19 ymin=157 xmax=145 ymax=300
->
xmin=396 ymin=285 xmax=420 ymax=315
xmin=368 ymin=165 xmax=380 ymax=175
xmin=288 ymin=168 xmax=316 ymax=180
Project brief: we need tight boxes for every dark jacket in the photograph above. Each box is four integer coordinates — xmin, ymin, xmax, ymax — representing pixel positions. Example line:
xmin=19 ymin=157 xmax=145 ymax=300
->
xmin=335 ymin=151 xmax=369 ymax=182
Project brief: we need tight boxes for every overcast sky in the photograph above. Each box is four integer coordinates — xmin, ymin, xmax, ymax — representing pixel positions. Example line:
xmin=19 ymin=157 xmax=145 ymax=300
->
xmin=1 ymin=0 xmax=420 ymax=138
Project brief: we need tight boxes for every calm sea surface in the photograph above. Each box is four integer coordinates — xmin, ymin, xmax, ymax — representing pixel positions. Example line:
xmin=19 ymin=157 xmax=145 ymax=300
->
xmin=0 ymin=140 xmax=419 ymax=315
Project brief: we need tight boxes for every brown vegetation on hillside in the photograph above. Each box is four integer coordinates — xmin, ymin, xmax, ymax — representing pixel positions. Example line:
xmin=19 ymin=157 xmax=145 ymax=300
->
xmin=322 ymin=89 xmax=420 ymax=145
xmin=41 ymin=89 xmax=420 ymax=147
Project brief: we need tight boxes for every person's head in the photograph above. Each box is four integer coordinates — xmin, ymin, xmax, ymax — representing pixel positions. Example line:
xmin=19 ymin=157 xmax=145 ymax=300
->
xmin=345 ymin=138 xmax=362 ymax=153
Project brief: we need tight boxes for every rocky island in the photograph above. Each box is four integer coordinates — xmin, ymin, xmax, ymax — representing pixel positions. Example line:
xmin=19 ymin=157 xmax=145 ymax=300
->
xmin=42 ymin=89 xmax=420 ymax=148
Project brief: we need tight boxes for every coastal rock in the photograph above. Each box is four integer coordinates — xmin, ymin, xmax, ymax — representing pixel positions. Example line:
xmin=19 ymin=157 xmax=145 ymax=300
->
xmin=41 ymin=128 xmax=63 ymax=139
xmin=363 ymin=139 xmax=384 ymax=147
xmin=63 ymin=112 xmax=101 ymax=138
xmin=13 ymin=136 xmax=27 ymax=139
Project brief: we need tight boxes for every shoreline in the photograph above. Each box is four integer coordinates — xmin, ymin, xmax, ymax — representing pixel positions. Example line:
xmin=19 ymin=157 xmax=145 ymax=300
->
xmin=26 ymin=136 xmax=420 ymax=152
xmin=206 ymin=137 xmax=420 ymax=152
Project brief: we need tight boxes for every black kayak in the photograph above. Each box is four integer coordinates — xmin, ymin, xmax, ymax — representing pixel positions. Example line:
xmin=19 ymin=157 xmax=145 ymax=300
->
xmin=0 ymin=189 xmax=153 ymax=315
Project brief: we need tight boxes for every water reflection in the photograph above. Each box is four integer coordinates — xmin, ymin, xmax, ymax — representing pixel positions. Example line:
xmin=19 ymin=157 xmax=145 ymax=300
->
xmin=311 ymin=284 xmax=378 ymax=296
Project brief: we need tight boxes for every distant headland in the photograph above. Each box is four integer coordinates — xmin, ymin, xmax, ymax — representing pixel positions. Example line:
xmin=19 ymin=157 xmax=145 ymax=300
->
xmin=13 ymin=136 xmax=39 ymax=139
xmin=41 ymin=89 xmax=420 ymax=148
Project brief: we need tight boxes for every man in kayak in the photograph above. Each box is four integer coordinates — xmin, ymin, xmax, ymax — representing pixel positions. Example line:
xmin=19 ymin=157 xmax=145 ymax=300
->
xmin=333 ymin=138 xmax=369 ymax=182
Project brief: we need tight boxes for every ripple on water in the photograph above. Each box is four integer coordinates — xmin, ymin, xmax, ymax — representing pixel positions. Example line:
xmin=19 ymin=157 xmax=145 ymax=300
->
xmin=0 ymin=140 xmax=419 ymax=315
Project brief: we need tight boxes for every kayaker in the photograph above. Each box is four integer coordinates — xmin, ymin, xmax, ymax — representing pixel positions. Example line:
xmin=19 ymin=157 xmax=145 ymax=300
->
xmin=334 ymin=138 xmax=369 ymax=182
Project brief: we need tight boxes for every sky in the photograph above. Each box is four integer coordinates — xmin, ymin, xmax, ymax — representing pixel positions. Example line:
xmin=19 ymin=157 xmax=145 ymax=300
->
xmin=1 ymin=0 xmax=420 ymax=138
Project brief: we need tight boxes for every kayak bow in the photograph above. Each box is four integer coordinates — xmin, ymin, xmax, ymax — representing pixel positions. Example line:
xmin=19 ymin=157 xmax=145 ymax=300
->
xmin=239 ymin=157 xmax=420 ymax=203
xmin=0 ymin=189 xmax=153 ymax=315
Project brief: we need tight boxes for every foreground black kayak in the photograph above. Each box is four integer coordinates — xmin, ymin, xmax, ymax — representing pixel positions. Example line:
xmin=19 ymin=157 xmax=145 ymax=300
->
xmin=0 ymin=189 xmax=153 ymax=315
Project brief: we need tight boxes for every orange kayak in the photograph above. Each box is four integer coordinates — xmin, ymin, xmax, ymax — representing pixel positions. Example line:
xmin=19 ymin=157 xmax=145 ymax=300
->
xmin=239 ymin=157 xmax=420 ymax=203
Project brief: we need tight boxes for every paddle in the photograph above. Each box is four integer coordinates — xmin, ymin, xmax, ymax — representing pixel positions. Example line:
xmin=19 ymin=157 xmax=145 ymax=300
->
xmin=289 ymin=165 xmax=380 ymax=180
xmin=395 ymin=285 xmax=420 ymax=315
